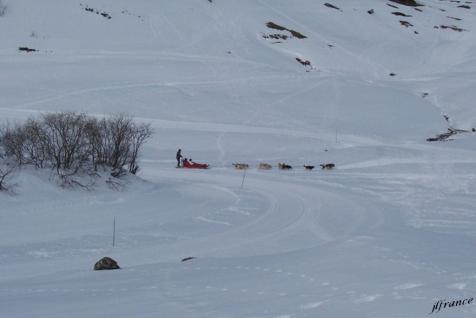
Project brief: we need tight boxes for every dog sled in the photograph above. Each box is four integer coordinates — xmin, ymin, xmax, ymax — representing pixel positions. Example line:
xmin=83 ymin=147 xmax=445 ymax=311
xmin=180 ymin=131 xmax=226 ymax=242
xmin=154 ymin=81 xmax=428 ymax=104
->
xmin=182 ymin=158 xmax=209 ymax=169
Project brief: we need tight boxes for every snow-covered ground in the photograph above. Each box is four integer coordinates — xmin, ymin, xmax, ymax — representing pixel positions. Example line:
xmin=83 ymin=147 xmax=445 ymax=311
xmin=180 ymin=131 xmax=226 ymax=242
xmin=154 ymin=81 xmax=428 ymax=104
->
xmin=1 ymin=0 xmax=476 ymax=317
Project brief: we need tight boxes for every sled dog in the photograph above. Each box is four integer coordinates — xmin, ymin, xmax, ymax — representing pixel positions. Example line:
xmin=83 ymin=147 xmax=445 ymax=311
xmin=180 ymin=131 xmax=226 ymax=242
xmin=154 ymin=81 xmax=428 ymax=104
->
xmin=320 ymin=163 xmax=335 ymax=170
xmin=233 ymin=163 xmax=249 ymax=170
xmin=259 ymin=162 xmax=272 ymax=170
xmin=278 ymin=163 xmax=292 ymax=170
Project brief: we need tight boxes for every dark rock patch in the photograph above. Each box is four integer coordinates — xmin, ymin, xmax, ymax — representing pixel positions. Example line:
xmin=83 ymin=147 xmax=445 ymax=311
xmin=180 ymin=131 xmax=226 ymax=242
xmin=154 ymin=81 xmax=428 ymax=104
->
xmin=324 ymin=3 xmax=342 ymax=11
xmin=262 ymin=34 xmax=288 ymax=40
xmin=296 ymin=57 xmax=314 ymax=71
xmin=400 ymin=20 xmax=414 ymax=27
xmin=80 ymin=4 xmax=112 ymax=20
xmin=440 ymin=24 xmax=466 ymax=31
xmin=18 ymin=47 xmax=38 ymax=53
xmin=266 ymin=21 xmax=287 ymax=31
xmin=392 ymin=11 xmax=412 ymax=16
xmin=458 ymin=4 xmax=471 ymax=8
xmin=368 ymin=9 xmax=375 ymax=14
xmin=427 ymin=126 xmax=470 ymax=142
xmin=264 ymin=22 xmax=307 ymax=40
xmin=289 ymin=30 xmax=306 ymax=39
xmin=389 ymin=0 xmax=423 ymax=6
xmin=94 ymin=257 xmax=120 ymax=270
xmin=296 ymin=57 xmax=311 ymax=66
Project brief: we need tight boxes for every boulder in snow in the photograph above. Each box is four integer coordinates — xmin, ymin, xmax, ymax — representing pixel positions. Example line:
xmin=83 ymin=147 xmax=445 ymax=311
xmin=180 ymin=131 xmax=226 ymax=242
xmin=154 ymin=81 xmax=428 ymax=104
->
xmin=94 ymin=257 xmax=120 ymax=270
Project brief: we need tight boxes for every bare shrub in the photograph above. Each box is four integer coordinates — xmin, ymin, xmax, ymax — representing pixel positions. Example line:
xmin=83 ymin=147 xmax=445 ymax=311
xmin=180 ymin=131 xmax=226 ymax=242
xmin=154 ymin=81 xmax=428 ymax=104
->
xmin=41 ymin=112 xmax=91 ymax=173
xmin=128 ymin=121 xmax=152 ymax=174
xmin=88 ymin=115 xmax=152 ymax=174
xmin=22 ymin=118 xmax=48 ymax=168
xmin=0 ymin=124 xmax=27 ymax=165
xmin=0 ymin=1 xmax=6 ymax=17
xmin=0 ymin=112 xmax=152 ymax=180
xmin=0 ymin=160 xmax=16 ymax=193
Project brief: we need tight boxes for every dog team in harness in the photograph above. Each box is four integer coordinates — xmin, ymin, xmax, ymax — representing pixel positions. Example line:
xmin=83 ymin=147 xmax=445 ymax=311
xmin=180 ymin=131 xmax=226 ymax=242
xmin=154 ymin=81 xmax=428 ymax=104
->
xmin=176 ymin=149 xmax=334 ymax=171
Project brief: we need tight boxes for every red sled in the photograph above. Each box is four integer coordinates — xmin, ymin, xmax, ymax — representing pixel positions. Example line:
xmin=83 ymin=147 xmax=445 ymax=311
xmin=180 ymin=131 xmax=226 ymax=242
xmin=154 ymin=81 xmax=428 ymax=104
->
xmin=182 ymin=159 xmax=209 ymax=169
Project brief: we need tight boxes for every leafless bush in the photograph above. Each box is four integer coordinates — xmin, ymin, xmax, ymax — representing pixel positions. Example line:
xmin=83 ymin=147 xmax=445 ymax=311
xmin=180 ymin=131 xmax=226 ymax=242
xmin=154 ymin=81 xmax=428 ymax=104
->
xmin=0 ymin=124 xmax=27 ymax=165
xmin=0 ymin=112 xmax=152 ymax=178
xmin=0 ymin=1 xmax=6 ymax=17
xmin=0 ymin=161 xmax=16 ymax=192
xmin=86 ymin=114 xmax=152 ymax=174
xmin=41 ymin=112 xmax=91 ymax=173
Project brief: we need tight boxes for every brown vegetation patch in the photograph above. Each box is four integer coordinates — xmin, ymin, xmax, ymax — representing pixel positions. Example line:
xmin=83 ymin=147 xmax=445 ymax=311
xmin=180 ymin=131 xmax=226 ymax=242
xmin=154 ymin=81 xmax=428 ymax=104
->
xmin=262 ymin=34 xmax=288 ymax=40
xmin=324 ymin=3 xmax=341 ymax=11
xmin=264 ymin=21 xmax=307 ymax=41
xmin=389 ymin=0 xmax=423 ymax=6
xmin=266 ymin=21 xmax=287 ymax=31
xmin=400 ymin=20 xmax=414 ymax=27
xmin=18 ymin=46 xmax=37 ymax=53
xmin=439 ymin=24 xmax=466 ymax=31
xmin=296 ymin=57 xmax=311 ymax=66
xmin=80 ymin=3 xmax=112 ymax=19
xmin=426 ymin=128 xmax=469 ymax=142
xmin=392 ymin=11 xmax=412 ymax=16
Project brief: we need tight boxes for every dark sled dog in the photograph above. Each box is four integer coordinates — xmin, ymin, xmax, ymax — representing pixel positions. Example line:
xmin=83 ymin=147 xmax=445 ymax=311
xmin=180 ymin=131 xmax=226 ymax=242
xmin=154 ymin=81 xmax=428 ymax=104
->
xmin=320 ymin=163 xmax=335 ymax=170
xmin=278 ymin=163 xmax=293 ymax=170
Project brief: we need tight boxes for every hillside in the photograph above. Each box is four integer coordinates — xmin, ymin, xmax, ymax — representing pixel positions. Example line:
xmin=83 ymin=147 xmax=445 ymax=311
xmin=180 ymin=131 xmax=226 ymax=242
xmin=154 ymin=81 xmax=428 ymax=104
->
xmin=1 ymin=1 xmax=476 ymax=317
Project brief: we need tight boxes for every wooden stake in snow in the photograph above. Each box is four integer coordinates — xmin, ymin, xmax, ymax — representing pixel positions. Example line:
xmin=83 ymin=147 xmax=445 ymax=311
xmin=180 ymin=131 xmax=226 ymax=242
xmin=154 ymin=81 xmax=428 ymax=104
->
xmin=112 ymin=216 xmax=116 ymax=248
xmin=240 ymin=169 xmax=247 ymax=189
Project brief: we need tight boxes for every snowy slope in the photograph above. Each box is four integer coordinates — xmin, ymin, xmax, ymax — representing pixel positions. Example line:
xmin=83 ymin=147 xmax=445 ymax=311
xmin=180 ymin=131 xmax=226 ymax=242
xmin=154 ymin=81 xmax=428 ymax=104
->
xmin=1 ymin=0 xmax=476 ymax=317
